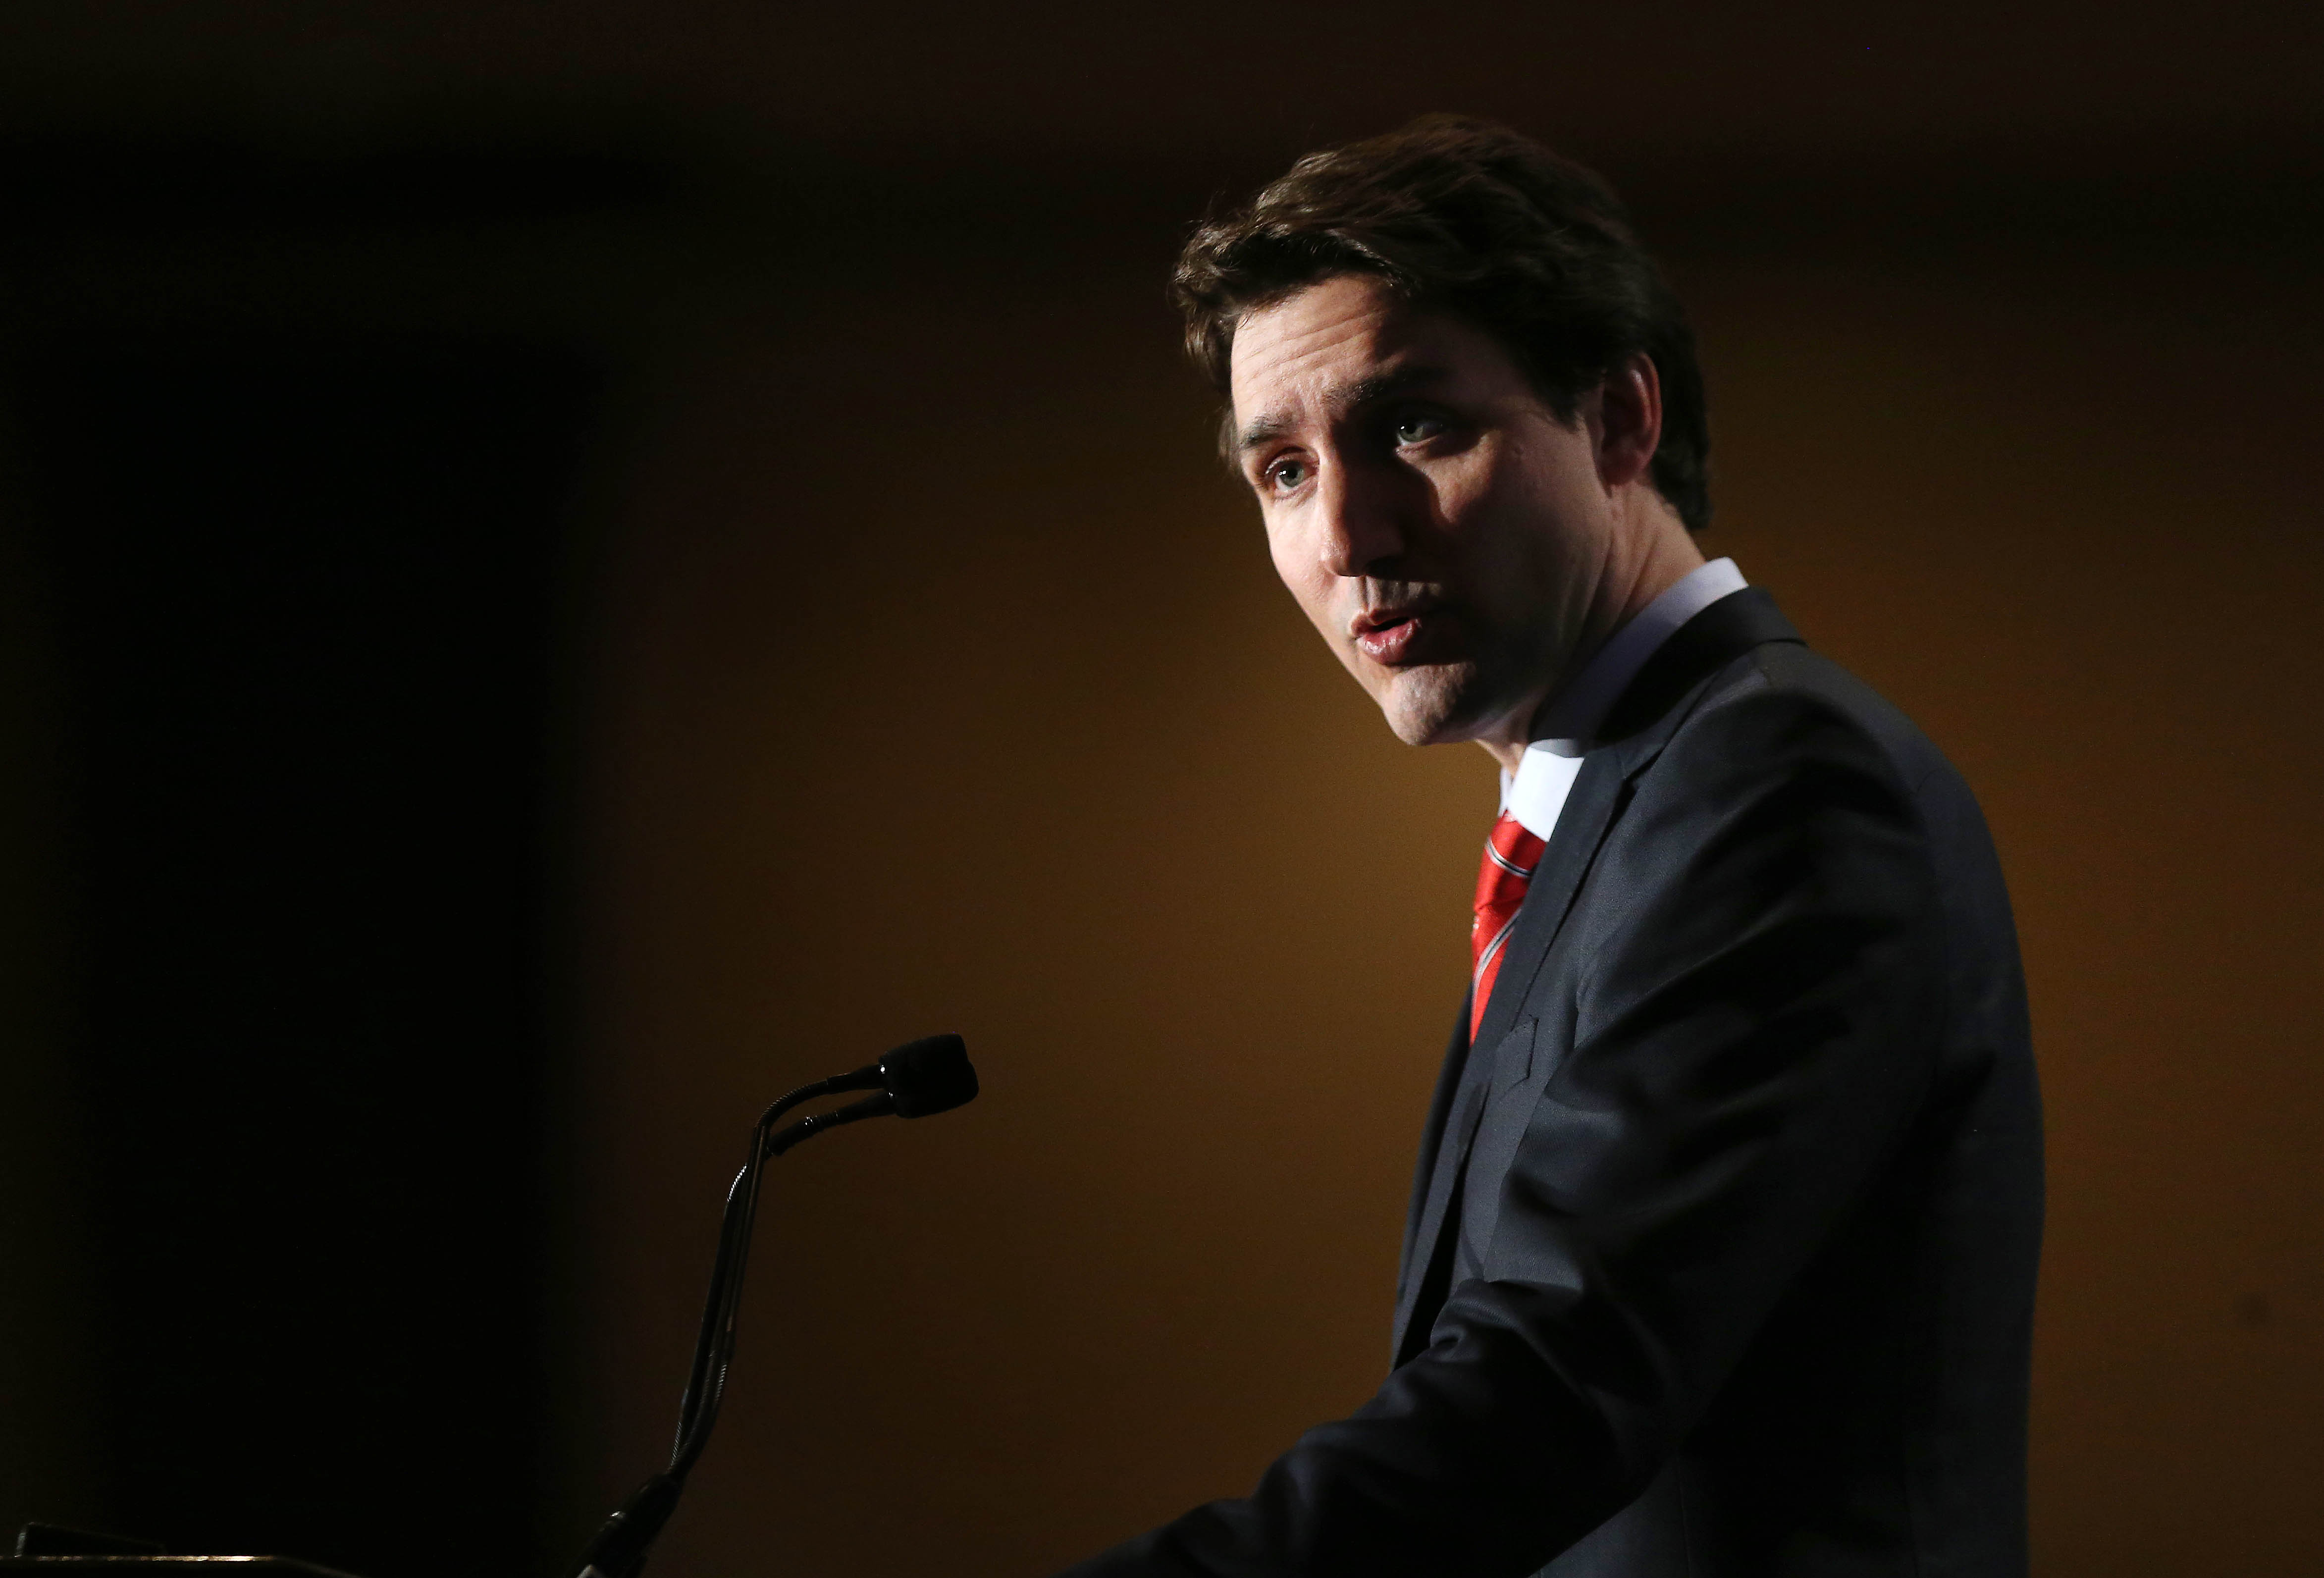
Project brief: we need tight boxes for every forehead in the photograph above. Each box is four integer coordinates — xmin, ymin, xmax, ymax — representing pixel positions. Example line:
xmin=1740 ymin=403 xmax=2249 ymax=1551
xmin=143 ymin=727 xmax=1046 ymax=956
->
xmin=1226 ymin=273 xmax=1520 ymax=433
xmin=1229 ymin=274 xmax=1410 ymax=414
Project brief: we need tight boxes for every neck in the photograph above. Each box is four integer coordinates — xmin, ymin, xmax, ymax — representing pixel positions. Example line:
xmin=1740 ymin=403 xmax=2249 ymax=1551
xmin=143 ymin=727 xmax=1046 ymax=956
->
xmin=1477 ymin=496 xmax=1705 ymax=776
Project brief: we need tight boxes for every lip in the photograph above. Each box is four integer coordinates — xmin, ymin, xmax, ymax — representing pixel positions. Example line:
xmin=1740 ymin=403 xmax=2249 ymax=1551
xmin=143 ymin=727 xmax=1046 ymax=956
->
xmin=1351 ymin=603 xmax=1449 ymax=666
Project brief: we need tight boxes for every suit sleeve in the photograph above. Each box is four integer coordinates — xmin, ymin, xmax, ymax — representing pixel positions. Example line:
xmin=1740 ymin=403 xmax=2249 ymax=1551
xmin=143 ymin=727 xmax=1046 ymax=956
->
xmin=1056 ymin=685 xmax=1946 ymax=1578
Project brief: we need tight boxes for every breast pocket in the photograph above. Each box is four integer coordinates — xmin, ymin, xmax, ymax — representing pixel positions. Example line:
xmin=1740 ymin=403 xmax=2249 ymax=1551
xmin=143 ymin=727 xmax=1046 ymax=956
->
xmin=1485 ymin=1015 xmax=1539 ymax=1105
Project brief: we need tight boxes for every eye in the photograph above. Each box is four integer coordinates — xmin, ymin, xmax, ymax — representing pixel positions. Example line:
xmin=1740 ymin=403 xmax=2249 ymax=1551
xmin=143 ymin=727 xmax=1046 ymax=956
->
xmin=1393 ymin=411 xmax=1447 ymax=446
xmin=1265 ymin=455 xmax=1312 ymax=492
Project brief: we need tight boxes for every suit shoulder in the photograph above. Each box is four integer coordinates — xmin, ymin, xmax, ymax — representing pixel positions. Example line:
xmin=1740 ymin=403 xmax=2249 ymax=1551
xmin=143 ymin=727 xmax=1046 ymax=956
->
xmin=1647 ymin=643 xmax=2016 ymax=936
xmin=1668 ymin=641 xmax=1966 ymax=807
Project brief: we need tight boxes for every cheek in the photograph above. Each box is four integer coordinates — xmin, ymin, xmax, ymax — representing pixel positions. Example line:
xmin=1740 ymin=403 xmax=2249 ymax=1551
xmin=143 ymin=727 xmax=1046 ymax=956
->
xmin=1268 ymin=528 xmax=1383 ymax=691
xmin=1437 ymin=471 xmax=1531 ymax=594
xmin=1267 ymin=527 xmax=1334 ymax=631
xmin=1457 ymin=451 xmax=1590 ymax=609
xmin=1434 ymin=450 xmax=1528 ymax=559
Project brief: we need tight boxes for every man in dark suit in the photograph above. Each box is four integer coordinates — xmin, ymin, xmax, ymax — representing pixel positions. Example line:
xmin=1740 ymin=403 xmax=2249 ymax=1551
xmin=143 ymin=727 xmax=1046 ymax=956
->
xmin=1058 ymin=118 xmax=2043 ymax=1577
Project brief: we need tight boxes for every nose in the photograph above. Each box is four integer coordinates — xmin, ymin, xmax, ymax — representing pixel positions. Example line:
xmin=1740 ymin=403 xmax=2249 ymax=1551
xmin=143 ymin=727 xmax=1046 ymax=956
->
xmin=1314 ymin=455 xmax=1409 ymax=580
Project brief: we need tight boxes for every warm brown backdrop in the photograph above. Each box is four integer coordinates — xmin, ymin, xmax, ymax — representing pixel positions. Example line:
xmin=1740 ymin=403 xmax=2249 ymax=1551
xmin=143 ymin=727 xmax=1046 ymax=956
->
xmin=574 ymin=237 xmax=2324 ymax=1578
xmin=0 ymin=5 xmax=2320 ymax=1577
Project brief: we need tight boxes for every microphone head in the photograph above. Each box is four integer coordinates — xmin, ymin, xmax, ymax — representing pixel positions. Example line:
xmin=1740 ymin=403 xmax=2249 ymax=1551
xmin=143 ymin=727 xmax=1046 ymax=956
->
xmin=878 ymin=1033 xmax=978 ymax=1118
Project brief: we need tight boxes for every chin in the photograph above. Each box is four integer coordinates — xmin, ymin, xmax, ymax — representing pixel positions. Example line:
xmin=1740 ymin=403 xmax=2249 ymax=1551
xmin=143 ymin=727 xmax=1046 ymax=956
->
xmin=1375 ymin=666 xmax=1489 ymax=748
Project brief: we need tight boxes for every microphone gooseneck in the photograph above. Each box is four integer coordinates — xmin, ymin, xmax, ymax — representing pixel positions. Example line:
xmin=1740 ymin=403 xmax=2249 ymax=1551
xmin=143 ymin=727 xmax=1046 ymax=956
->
xmin=569 ymin=1033 xmax=977 ymax=1578
xmin=764 ymin=1090 xmax=895 ymax=1158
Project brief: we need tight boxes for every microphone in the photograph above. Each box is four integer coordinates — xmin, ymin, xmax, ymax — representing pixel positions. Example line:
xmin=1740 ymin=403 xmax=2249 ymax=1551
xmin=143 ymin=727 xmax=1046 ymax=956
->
xmin=763 ymin=1033 xmax=980 ymax=1156
xmin=570 ymin=1033 xmax=978 ymax=1578
xmin=876 ymin=1031 xmax=979 ymax=1117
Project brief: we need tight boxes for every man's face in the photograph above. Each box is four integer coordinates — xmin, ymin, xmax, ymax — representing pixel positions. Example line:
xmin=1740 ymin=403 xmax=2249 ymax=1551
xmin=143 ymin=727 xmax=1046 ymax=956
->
xmin=1229 ymin=273 xmax=1620 ymax=750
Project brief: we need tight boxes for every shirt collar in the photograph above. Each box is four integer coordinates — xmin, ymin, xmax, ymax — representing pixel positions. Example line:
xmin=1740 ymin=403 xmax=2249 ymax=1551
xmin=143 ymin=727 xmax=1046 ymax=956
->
xmin=1497 ymin=558 xmax=1748 ymax=828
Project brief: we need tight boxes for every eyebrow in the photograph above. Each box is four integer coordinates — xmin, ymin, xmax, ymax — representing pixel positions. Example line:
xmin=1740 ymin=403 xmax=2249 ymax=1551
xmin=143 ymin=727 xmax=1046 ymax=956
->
xmin=1234 ymin=365 xmax=1450 ymax=459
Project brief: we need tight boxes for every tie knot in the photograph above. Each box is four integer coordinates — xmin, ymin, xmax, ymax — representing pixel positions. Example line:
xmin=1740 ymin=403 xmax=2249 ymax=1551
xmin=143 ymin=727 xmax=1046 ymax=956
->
xmin=1477 ymin=813 xmax=1545 ymax=900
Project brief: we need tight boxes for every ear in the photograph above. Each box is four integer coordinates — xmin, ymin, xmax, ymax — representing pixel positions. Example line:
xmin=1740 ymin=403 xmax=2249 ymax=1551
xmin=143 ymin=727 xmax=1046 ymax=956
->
xmin=1594 ymin=353 xmax=1663 ymax=491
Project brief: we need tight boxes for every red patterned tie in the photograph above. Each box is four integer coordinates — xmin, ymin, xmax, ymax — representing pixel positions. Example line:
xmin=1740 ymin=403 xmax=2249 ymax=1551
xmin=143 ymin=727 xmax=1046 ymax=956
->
xmin=1472 ymin=812 xmax=1549 ymax=1040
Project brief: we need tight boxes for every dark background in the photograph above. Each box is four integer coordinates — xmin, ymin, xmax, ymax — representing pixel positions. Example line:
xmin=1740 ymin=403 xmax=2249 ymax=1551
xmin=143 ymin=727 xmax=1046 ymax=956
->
xmin=0 ymin=5 xmax=2319 ymax=1577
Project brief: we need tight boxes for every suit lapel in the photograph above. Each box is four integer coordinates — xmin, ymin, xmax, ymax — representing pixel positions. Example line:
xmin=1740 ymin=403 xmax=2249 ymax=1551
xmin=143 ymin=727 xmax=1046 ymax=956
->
xmin=1389 ymin=755 xmax=1627 ymax=1360
xmin=1387 ymin=587 xmax=1809 ymax=1365
xmin=1397 ymin=1000 xmax=1475 ymax=1302
xmin=1391 ymin=1072 xmax=1489 ymax=1364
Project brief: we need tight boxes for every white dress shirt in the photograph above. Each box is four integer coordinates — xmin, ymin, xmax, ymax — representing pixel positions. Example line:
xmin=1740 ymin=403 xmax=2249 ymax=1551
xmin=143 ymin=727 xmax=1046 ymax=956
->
xmin=1498 ymin=558 xmax=1748 ymax=843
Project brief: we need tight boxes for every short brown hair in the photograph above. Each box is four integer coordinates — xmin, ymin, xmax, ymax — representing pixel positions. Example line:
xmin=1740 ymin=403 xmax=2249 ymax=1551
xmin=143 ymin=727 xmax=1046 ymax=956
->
xmin=1172 ymin=115 xmax=1711 ymax=532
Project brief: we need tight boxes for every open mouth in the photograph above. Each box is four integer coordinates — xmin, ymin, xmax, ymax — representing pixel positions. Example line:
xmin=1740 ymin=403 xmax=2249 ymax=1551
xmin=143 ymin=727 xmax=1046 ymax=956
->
xmin=1351 ymin=604 xmax=1442 ymax=666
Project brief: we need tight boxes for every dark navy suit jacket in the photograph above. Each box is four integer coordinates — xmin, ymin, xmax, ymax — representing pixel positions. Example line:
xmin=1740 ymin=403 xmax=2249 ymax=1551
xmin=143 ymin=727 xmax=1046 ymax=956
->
xmin=1061 ymin=589 xmax=2044 ymax=1577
